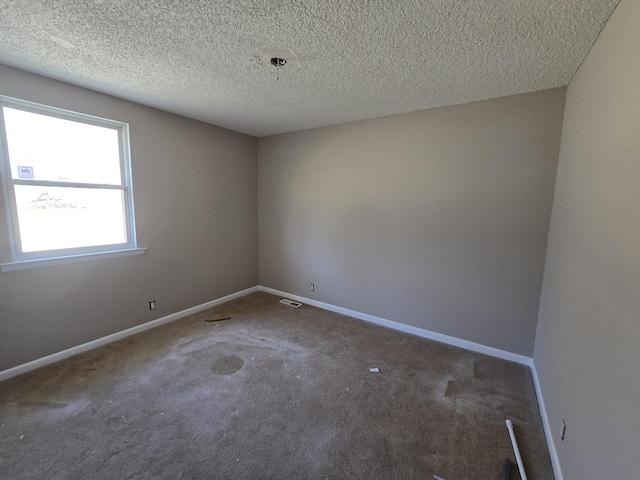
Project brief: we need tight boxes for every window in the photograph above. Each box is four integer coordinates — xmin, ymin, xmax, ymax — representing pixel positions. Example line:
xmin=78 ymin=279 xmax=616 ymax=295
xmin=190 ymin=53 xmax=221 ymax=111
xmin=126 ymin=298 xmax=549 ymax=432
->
xmin=0 ymin=96 xmax=142 ymax=270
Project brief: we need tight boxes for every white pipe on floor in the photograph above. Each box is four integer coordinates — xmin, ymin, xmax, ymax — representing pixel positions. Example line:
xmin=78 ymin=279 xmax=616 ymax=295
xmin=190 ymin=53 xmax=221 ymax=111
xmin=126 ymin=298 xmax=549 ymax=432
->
xmin=506 ymin=419 xmax=528 ymax=480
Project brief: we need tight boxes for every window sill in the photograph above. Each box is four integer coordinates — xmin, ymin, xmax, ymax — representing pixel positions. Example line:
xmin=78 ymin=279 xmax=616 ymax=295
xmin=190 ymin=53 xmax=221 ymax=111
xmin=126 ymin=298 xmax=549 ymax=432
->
xmin=0 ymin=247 xmax=146 ymax=272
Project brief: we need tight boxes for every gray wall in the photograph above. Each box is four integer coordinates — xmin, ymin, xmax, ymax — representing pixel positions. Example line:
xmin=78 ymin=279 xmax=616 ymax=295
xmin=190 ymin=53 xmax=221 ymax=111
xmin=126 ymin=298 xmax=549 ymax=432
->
xmin=258 ymin=88 xmax=565 ymax=356
xmin=533 ymin=1 xmax=639 ymax=478
xmin=0 ymin=65 xmax=258 ymax=371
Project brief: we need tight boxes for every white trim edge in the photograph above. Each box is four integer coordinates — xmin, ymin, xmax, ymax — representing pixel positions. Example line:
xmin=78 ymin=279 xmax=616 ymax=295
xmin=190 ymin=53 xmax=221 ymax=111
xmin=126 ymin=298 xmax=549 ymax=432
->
xmin=0 ymin=247 xmax=147 ymax=272
xmin=531 ymin=361 xmax=564 ymax=480
xmin=0 ymin=286 xmax=258 ymax=382
xmin=258 ymin=286 xmax=532 ymax=366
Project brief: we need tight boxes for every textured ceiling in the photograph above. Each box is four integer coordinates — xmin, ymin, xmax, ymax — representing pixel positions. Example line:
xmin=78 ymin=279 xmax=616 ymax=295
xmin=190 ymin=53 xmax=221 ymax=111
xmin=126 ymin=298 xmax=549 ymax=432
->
xmin=0 ymin=1 xmax=619 ymax=137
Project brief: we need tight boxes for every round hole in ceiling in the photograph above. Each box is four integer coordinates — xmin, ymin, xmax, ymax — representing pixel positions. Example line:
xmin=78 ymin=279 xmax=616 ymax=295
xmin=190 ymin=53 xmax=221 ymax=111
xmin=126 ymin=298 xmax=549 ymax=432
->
xmin=270 ymin=57 xmax=287 ymax=67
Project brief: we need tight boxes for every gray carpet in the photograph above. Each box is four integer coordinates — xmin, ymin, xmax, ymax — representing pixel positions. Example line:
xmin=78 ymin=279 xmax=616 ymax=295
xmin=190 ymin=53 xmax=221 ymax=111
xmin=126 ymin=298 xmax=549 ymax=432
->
xmin=0 ymin=292 xmax=553 ymax=479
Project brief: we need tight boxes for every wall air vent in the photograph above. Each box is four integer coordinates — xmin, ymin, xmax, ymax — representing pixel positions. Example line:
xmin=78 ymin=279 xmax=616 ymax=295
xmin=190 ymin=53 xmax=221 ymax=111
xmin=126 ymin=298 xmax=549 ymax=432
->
xmin=279 ymin=298 xmax=302 ymax=308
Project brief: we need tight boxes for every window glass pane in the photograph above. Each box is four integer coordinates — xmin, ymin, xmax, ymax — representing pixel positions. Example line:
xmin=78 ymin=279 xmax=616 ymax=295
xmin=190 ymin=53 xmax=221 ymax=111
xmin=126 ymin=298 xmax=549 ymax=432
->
xmin=3 ymin=107 xmax=122 ymax=185
xmin=14 ymin=185 xmax=127 ymax=253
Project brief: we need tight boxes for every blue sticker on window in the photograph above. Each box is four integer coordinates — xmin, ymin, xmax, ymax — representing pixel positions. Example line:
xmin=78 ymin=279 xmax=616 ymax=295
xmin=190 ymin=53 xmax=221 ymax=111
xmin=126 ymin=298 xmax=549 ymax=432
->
xmin=17 ymin=166 xmax=34 ymax=179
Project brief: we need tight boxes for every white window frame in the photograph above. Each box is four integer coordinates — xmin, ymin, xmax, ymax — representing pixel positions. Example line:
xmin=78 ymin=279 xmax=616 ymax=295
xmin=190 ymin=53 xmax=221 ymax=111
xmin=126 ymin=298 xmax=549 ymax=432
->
xmin=0 ymin=95 xmax=143 ymax=271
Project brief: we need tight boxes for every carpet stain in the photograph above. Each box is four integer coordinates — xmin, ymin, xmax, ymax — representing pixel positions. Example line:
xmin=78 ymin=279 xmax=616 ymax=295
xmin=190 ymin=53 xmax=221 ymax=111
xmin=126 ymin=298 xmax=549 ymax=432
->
xmin=473 ymin=360 xmax=481 ymax=379
xmin=211 ymin=355 xmax=244 ymax=375
xmin=444 ymin=380 xmax=472 ymax=398
xmin=444 ymin=380 xmax=459 ymax=397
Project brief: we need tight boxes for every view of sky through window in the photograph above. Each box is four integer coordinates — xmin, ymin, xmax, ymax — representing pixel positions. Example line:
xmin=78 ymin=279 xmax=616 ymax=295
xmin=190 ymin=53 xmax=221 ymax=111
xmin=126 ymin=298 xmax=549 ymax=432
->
xmin=2 ymin=106 xmax=129 ymax=254
xmin=4 ymin=107 xmax=121 ymax=184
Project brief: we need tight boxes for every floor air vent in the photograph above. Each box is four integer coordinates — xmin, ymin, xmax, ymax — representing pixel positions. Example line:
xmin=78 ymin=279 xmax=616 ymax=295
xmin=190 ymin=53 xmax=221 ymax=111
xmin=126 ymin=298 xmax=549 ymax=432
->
xmin=279 ymin=298 xmax=302 ymax=308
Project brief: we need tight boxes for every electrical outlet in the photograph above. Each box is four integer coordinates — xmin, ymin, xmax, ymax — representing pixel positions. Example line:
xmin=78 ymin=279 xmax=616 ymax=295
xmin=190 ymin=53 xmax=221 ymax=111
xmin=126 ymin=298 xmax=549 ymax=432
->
xmin=310 ymin=284 xmax=315 ymax=292
xmin=561 ymin=420 xmax=566 ymax=441
xmin=149 ymin=301 xmax=156 ymax=310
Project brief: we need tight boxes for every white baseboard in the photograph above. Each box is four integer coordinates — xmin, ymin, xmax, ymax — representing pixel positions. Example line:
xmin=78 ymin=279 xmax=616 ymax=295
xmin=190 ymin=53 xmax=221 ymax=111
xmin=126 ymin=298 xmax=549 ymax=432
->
xmin=0 ymin=286 xmax=258 ymax=382
xmin=259 ymin=286 xmax=565 ymax=474
xmin=531 ymin=361 xmax=564 ymax=480
xmin=258 ymin=286 xmax=532 ymax=366
xmin=2 ymin=283 xmax=559 ymax=478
